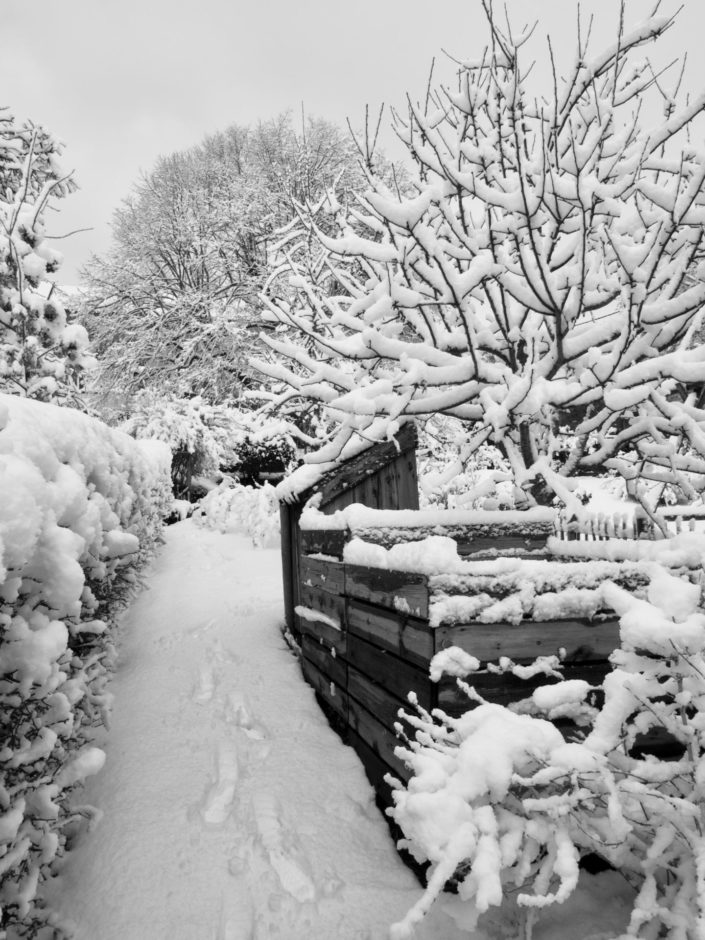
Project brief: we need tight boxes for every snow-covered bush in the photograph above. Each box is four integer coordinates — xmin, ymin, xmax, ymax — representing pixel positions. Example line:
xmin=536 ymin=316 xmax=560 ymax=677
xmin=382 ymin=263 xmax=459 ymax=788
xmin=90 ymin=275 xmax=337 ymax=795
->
xmin=390 ymin=565 xmax=705 ymax=940
xmin=0 ymin=394 xmax=171 ymax=934
xmin=123 ymin=392 xmax=299 ymax=501
xmin=0 ymin=111 xmax=95 ymax=405
xmin=122 ymin=392 xmax=229 ymax=499
xmin=194 ymin=479 xmax=280 ymax=548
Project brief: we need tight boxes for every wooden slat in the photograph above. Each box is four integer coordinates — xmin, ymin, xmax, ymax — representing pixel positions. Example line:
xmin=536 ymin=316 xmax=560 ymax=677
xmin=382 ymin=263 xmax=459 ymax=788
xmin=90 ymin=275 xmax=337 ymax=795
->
xmin=434 ymin=618 xmax=620 ymax=664
xmin=346 ymin=632 xmax=433 ymax=710
xmin=348 ymin=665 xmax=415 ymax=729
xmin=300 ymin=529 xmax=348 ymax=558
xmin=300 ymin=555 xmax=346 ymax=595
xmin=456 ymin=535 xmax=548 ymax=556
xmin=298 ymin=584 xmax=346 ymax=629
xmin=301 ymin=655 xmax=348 ymax=721
xmin=437 ymin=661 xmax=611 ymax=716
xmin=345 ymin=564 xmax=429 ymax=619
xmin=346 ymin=727 xmax=411 ymax=793
xmin=296 ymin=613 xmax=347 ymax=656
xmin=347 ymin=695 xmax=410 ymax=780
xmin=280 ymin=502 xmax=295 ymax=632
xmin=347 ymin=598 xmax=433 ymax=668
xmin=301 ymin=634 xmax=347 ymax=688
xmin=395 ymin=450 xmax=419 ymax=511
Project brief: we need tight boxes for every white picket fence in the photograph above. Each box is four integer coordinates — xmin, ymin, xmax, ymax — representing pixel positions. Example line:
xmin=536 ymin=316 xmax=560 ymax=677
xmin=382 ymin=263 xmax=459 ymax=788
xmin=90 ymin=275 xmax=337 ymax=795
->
xmin=554 ymin=507 xmax=705 ymax=542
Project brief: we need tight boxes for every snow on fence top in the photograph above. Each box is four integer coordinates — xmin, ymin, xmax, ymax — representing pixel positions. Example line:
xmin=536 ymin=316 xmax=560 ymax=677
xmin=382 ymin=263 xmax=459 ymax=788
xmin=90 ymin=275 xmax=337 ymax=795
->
xmin=0 ymin=394 xmax=172 ymax=932
xmin=300 ymin=503 xmax=555 ymax=532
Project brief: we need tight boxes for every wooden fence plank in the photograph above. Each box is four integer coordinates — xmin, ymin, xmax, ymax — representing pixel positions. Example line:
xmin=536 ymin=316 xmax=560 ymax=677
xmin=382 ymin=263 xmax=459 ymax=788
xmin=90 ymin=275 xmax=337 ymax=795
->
xmin=301 ymin=655 xmax=348 ymax=721
xmin=345 ymin=564 xmax=429 ymax=619
xmin=301 ymin=634 xmax=347 ymax=688
xmin=437 ymin=661 xmax=611 ymax=716
xmin=435 ymin=618 xmax=620 ymax=664
xmin=456 ymin=535 xmax=549 ymax=556
xmin=346 ymin=727 xmax=411 ymax=792
xmin=347 ymin=598 xmax=433 ymax=668
xmin=348 ymin=665 xmax=415 ymax=730
xmin=346 ymin=632 xmax=433 ymax=710
xmin=298 ymin=584 xmax=346 ymax=630
xmin=300 ymin=529 xmax=348 ymax=558
xmin=296 ymin=613 xmax=347 ymax=656
xmin=300 ymin=555 xmax=346 ymax=595
xmin=347 ymin=695 xmax=410 ymax=780
xmin=314 ymin=424 xmax=418 ymax=510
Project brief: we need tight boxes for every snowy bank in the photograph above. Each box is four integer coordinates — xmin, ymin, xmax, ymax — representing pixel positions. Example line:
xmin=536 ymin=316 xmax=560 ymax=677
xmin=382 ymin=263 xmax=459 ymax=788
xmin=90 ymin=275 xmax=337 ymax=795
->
xmin=0 ymin=395 xmax=171 ymax=932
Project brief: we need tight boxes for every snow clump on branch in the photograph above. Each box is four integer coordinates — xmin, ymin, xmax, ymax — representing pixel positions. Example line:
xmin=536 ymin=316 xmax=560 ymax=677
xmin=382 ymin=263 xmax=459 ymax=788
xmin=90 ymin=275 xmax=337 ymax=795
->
xmin=257 ymin=5 xmax=705 ymax=508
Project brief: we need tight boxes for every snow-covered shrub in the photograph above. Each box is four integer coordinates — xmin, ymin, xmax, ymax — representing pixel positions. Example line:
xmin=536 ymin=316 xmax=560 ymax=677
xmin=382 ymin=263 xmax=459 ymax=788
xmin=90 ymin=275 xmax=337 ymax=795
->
xmin=194 ymin=479 xmax=280 ymax=548
xmin=122 ymin=392 xmax=229 ymax=499
xmin=123 ymin=393 xmax=299 ymax=502
xmin=0 ymin=394 xmax=171 ymax=934
xmin=390 ymin=565 xmax=705 ymax=940
xmin=0 ymin=112 xmax=95 ymax=405
xmin=223 ymin=432 xmax=294 ymax=487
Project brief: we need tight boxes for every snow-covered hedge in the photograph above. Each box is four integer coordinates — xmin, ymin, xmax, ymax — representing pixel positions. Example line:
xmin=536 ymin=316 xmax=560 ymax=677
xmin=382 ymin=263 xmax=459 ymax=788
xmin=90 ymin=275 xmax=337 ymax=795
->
xmin=0 ymin=395 xmax=171 ymax=933
xmin=390 ymin=565 xmax=705 ymax=940
xmin=194 ymin=480 xmax=280 ymax=548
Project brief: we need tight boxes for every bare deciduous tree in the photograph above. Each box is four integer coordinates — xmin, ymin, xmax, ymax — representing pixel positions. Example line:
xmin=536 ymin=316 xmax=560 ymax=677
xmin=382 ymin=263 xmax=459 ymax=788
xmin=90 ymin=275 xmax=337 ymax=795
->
xmin=258 ymin=3 xmax=705 ymax=509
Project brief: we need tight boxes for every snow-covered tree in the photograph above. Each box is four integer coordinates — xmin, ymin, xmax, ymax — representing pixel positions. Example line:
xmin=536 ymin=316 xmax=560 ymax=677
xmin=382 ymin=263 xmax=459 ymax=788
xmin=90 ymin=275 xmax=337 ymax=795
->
xmin=257 ymin=4 xmax=705 ymax=509
xmin=81 ymin=114 xmax=375 ymax=411
xmin=0 ymin=110 xmax=93 ymax=404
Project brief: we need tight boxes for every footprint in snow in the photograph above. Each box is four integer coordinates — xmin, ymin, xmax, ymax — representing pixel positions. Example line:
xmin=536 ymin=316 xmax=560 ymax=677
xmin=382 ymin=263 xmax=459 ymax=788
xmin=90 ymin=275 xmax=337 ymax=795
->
xmin=201 ymin=742 xmax=239 ymax=826
xmin=193 ymin=663 xmax=216 ymax=704
xmin=252 ymin=792 xmax=316 ymax=903
xmin=227 ymin=693 xmax=268 ymax=742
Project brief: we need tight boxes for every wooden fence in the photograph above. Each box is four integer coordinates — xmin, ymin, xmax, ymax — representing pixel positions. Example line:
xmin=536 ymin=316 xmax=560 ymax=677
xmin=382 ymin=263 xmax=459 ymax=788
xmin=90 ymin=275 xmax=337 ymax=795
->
xmin=295 ymin=524 xmax=621 ymax=816
xmin=281 ymin=431 xmax=697 ymax=834
xmin=279 ymin=423 xmax=419 ymax=634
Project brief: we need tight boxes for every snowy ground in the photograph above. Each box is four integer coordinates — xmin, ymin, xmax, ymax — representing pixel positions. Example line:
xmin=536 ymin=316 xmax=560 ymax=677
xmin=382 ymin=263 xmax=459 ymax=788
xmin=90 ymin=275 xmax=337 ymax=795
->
xmin=43 ymin=520 xmax=634 ymax=940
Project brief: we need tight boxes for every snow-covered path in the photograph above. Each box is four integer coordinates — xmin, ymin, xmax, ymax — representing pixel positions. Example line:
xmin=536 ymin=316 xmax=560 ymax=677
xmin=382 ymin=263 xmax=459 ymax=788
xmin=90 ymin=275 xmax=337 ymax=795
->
xmin=47 ymin=520 xmax=467 ymax=940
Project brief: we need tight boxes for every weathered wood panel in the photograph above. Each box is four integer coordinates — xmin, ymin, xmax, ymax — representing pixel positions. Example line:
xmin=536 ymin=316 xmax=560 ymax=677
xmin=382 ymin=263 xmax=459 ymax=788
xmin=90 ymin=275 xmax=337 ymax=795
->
xmin=435 ymin=618 xmax=620 ymax=664
xmin=300 ymin=555 xmax=346 ymax=595
xmin=298 ymin=584 xmax=346 ymax=630
xmin=456 ymin=535 xmax=549 ymax=556
xmin=314 ymin=424 xmax=418 ymax=510
xmin=437 ymin=661 xmax=610 ymax=716
xmin=348 ymin=665 xmax=414 ymax=730
xmin=347 ymin=598 xmax=433 ymax=668
xmin=345 ymin=564 xmax=429 ymax=619
xmin=346 ymin=632 xmax=433 ymax=710
xmin=296 ymin=612 xmax=347 ymax=656
xmin=347 ymin=695 xmax=410 ymax=780
xmin=301 ymin=655 xmax=348 ymax=721
xmin=300 ymin=529 xmax=348 ymax=559
xmin=301 ymin=634 xmax=347 ymax=688
xmin=280 ymin=502 xmax=299 ymax=632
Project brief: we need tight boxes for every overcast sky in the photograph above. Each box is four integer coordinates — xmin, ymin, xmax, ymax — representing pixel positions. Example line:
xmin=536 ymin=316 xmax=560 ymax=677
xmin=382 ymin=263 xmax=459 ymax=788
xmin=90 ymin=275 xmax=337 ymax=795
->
xmin=3 ymin=0 xmax=705 ymax=283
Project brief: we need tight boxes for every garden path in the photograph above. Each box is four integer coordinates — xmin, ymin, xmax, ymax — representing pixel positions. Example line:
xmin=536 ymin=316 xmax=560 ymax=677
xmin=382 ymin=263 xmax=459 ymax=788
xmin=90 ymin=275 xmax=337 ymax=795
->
xmin=45 ymin=520 xmax=468 ymax=940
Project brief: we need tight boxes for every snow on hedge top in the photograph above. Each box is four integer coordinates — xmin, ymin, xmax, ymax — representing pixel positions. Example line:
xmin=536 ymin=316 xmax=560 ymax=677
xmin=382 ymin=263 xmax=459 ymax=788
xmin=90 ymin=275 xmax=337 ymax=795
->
xmin=300 ymin=502 xmax=555 ymax=531
xmin=0 ymin=394 xmax=171 ymax=602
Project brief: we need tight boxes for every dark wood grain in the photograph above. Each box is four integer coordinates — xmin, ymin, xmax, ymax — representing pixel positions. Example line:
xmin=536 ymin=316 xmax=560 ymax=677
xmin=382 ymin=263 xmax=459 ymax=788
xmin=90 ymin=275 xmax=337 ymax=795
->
xmin=347 ymin=598 xmax=433 ymax=668
xmin=345 ymin=564 xmax=429 ymax=619
xmin=434 ymin=618 xmax=620 ymax=664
